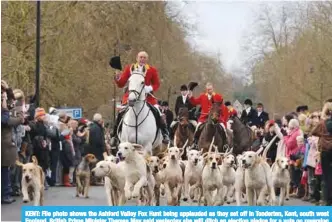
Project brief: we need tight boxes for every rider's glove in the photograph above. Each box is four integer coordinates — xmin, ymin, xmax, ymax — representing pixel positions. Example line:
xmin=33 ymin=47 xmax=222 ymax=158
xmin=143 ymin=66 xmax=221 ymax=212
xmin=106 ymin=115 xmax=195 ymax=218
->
xmin=144 ymin=85 xmax=153 ymax=93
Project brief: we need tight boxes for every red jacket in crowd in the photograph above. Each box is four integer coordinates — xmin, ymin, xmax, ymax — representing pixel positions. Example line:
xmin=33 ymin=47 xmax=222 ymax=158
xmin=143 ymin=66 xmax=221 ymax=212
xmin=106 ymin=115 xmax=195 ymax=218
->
xmin=228 ymin=106 xmax=238 ymax=117
xmin=189 ymin=92 xmax=229 ymax=126
xmin=114 ymin=63 xmax=160 ymax=106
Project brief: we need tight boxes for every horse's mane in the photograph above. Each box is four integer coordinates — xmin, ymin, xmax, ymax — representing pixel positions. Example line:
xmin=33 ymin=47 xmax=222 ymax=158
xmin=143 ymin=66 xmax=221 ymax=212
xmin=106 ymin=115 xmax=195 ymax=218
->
xmin=232 ymin=115 xmax=251 ymax=131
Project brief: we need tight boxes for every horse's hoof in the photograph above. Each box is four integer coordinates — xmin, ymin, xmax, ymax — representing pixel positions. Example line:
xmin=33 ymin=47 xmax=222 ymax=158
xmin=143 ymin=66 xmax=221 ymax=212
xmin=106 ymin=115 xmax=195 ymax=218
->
xmin=183 ymin=197 xmax=188 ymax=202
xmin=23 ymin=199 xmax=29 ymax=203
xmin=193 ymin=200 xmax=198 ymax=203
xmin=286 ymin=198 xmax=289 ymax=201
xmin=85 ymin=196 xmax=89 ymax=199
xmin=227 ymin=201 xmax=230 ymax=204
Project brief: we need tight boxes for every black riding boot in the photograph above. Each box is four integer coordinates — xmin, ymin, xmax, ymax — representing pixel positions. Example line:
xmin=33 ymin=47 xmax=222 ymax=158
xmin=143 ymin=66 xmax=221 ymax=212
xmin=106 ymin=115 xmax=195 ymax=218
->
xmin=193 ymin=131 xmax=199 ymax=145
xmin=110 ymin=109 xmax=126 ymax=146
xmin=192 ymin=124 xmax=202 ymax=147
xmin=160 ymin=118 xmax=170 ymax=144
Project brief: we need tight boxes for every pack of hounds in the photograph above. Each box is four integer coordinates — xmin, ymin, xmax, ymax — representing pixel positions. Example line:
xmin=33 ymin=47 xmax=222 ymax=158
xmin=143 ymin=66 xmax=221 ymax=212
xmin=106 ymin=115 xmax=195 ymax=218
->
xmin=15 ymin=134 xmax=291 ymax=207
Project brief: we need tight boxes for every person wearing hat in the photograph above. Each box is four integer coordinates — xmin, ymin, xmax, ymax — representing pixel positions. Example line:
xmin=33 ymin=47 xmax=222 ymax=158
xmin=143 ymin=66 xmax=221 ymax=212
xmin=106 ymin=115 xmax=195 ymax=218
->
xmin=161 ymin=101 xmax=174 ymax=133
xmin=256 ymin=103 xmax=269 ymax=129
xmin=47 ymin=107 xmax=59 ymax=128
xmin=188 ymin=82 xmax=229 ymax=141
xmin=111 ymin=51 xmax=170 ymax=145
xmin=263 ymin=120 xmax=280 ymax=164
xmin=29 ymin=107 xmax=51 ymax=189
xmin=240 ymin=99 xmax=258 ymax=127
xmin=297 ymin=105 xmax=310 ymax=117
xmin=174 ymin=84 xmax=194 ymax=117
xmin=224 ymin=101 xmax=238 ymax=117
xmin=171 ymin=84 xmax=196 ymax=133
xmin=1 ymin=80 xmax=25 ymax=204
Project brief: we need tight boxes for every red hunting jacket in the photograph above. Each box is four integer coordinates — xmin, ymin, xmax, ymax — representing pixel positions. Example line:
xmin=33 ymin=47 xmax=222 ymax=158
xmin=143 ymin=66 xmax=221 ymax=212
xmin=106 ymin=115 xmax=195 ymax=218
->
xmin=114 ymin=63 xmax=160 ymax=106
xmin=228 ymin=106 xmax=238 ymax=117
xmin=189 ymin=92 xmax=229 ymax=126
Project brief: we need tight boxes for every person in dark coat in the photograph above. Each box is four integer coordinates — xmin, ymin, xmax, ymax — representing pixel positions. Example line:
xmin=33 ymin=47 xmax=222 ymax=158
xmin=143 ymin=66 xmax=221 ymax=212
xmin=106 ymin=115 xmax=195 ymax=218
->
xmin=88 ymin=113 xmax=106 ymax=162
xmin=174 ymin=85 xmax=194 ymax=118
xmin=161 ymin=101 xmax=174 ymax=131
xmin=256 ymin=103 xmax=269 ymax=129
xmin=1 ymin=81 xmax=24 ymax=204
xmin=60 ymin=129 xmax=74 ymax=187
xmin=88 ymin=113 xmax=106 ymax=185
xmin=264 ymin=120 xmax=280 ymax=164
xmin=28 ymin=108 xmax=51 ymax=189
xmin=77 ymin=118 xmax=89 ymax=156
xmin=240 ymin=99 xmax=258 ymax=127
xmin=29 ymin=108 xmax=50 ymax=172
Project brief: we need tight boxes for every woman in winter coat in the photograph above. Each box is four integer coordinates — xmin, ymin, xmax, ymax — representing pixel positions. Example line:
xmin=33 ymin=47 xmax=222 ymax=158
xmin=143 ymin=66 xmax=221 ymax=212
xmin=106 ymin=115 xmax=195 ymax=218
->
xmin=29 ymin=108 xmax=50 ymax=179
xmin=68 ymin=120 xmax=82 ymax=185
xmin=60 ymin=129 xmax=75 ymax=187
xmin=312 ymin=100 xmax=332 ymax=206
xmin=273 ymin=118 xmax=303 ymax=196
xmin=303 ymin=112 xmax=320 ymax=202
xmin=1 ymin=81 xmax=24 ymax=204
xmin=264 ymin=120 xmax=280 ymax=164
xmin=77 ymin=118 xmax=89 ymax=156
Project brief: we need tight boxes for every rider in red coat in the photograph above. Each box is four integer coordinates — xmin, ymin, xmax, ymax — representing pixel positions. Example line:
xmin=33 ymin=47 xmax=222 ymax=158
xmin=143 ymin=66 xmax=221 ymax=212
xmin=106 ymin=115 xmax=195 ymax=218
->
xmin=188 ymin=82 xmax=229 ymax=144
xmin=188 ymin=82 xmax=229 ymax=127
xmin=110 ymin=51 xmax=170 ymax=146
xmin=225 ymin=101 xmax=238 ymax=117
xmin=115 ymin=63 xmax=160 ymax=105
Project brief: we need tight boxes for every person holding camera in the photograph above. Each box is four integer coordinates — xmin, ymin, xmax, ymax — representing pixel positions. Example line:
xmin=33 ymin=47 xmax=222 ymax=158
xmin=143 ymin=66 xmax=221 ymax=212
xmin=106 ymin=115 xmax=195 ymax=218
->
xmin=1 ymin=80 xmax=24 ymax=204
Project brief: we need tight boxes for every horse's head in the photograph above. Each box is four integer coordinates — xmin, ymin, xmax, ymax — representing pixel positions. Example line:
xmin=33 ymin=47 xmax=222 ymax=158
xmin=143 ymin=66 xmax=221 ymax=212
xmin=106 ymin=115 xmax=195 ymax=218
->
xmin=127 ymin=67 xmax=147 ymax=107
xmin=178 ymin=107 xmax=189 ymax=127
xmin=208 ymin=102 xmax=221 ymax=124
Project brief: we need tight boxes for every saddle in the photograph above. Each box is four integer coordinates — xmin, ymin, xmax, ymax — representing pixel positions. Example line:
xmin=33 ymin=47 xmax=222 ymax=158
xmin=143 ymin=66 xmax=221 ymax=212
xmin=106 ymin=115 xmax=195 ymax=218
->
xmin=195 ymin=122 xmax=227 ymax=144
xmin=171 ymin=120 xmax=196 ymax=133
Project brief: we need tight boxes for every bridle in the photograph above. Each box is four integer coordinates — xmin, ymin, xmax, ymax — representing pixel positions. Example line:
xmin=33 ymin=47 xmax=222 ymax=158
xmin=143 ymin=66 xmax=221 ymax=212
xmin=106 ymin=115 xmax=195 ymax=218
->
xmin=128 ymin=72 xmax=146 ymax=103
xmin=123 ymin=67 xmax=151 ymax=143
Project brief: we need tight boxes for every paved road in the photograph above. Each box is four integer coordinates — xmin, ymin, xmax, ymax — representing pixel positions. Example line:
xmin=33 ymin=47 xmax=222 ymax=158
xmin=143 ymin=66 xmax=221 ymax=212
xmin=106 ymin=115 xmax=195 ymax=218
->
xmin=2 ymin=186 xmax=313 ymax=221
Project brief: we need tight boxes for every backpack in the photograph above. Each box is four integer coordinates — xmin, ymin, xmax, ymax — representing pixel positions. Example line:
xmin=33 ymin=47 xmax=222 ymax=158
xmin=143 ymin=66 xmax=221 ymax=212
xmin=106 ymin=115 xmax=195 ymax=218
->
xmin=326 ymin=117 xmax=332 ymax=134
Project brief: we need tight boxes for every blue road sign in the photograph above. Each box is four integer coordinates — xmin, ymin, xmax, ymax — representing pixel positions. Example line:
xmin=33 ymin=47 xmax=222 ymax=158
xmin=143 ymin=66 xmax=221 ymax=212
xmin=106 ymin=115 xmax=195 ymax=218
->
xmin=56 ymin=107 xmax=82 ymax=119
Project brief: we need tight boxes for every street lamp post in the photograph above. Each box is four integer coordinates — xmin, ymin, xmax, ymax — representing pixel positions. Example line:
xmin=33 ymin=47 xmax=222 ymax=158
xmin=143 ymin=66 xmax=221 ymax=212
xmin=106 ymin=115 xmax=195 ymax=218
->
xmin=35 ymin=0 xmax=41 ymax=107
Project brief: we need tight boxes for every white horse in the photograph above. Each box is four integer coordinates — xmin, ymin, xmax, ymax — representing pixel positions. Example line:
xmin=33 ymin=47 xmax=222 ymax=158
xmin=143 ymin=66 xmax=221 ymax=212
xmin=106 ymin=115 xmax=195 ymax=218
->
xmin=118 ymin=66 xmax=162 ymax=156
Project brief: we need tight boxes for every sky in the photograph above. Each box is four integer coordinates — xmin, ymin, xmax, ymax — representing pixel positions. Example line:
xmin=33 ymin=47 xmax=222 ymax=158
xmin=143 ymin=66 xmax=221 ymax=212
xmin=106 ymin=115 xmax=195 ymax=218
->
xmin=181 ymin=1 xmax=261 ymax=74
